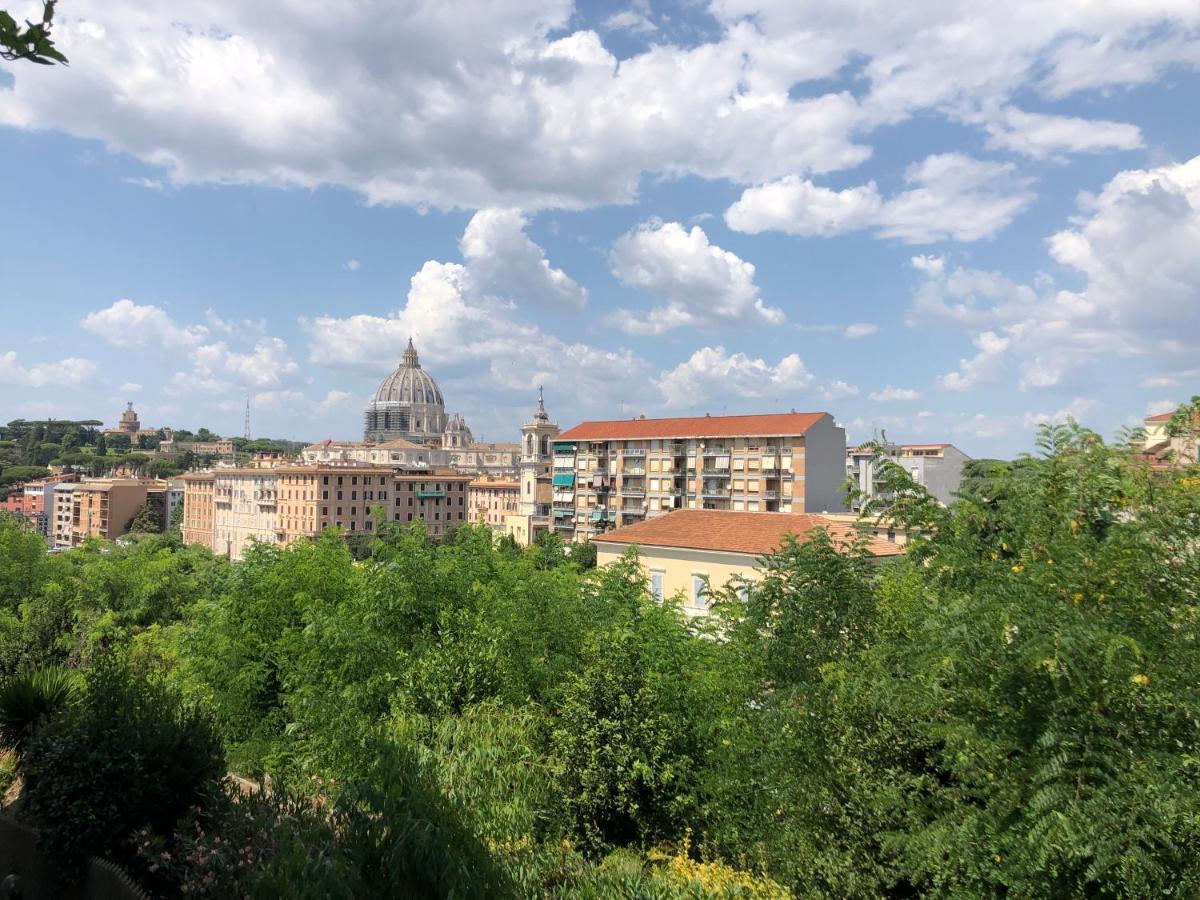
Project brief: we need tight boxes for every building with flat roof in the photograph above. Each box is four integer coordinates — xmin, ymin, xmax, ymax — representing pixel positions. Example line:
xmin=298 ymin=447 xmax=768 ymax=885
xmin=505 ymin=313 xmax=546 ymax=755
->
xmin=594 ymin=509 xmax=902 ymax=618
xmin=181 ymin=472 xmax=215 ymax=549
xmin=69 ymin=478 xmax=163 ymax=546
xmin=212 ymin=468 xmax=281 ymax=561
xmin=468 ymin=476 xmax=520 ymax=534
xmin=544 ymin=411 xmax=847 ymax=542
xmin=846 ymin=442 xmax=971 ymax=511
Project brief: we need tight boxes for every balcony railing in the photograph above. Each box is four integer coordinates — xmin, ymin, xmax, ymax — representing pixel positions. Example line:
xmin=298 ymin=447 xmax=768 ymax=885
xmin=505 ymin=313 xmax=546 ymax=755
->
xmin=623 ymin=466 xmax=646 ymax=475
xmin=619 ymin=488 xmax=645 ymax=498
xmin=701 ymin=468 xmax=730 ymax=477
xmin=416 ymin=489 xmax=445 ymax=499
xmin=702 ymin=489 xmax=728 ymax=499
xmin=763 ymin=490 xmax=779 ymax=499
xmin=553 ymin=458 xmax=575 ymax=469
xmin=621 ymin=448 xmax=646 ymax=457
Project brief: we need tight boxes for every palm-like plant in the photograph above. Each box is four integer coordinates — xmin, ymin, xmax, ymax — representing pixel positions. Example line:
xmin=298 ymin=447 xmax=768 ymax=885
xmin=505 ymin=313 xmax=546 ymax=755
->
xmin=0 ymin=667 xmax=77 ymax=760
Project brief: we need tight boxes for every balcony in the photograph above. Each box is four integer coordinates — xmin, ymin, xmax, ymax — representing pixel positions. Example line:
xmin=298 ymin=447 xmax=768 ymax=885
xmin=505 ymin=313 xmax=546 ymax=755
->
xmin=622 ymin=465 xmax=646 ymax=475
xmin=701 ymin=468 xmax=730 ymax=477
xmin=621 ymin=448 xmax=646 ymax=457
xmin=763 ymin=490 xmax=779 ymax=499
xmin=553 ymin=457 xmax=575 ymax=469
xmin=618 ymin=487 xmax=645 ymax=498
xmin=416 ymin=489 xmax=445 ymax=499
xmin=701 ymin=488 xmax=728 ymax=499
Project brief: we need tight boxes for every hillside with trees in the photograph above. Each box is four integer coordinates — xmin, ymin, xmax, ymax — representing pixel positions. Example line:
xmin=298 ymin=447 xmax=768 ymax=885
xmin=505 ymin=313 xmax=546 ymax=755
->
xmin=0 ymin=423 xmax=1196 ymax=897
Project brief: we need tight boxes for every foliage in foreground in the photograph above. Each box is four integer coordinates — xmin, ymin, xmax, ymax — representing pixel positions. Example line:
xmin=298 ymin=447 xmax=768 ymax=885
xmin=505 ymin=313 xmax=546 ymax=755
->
xmin=0 ymin=422 xmax=1196 ymax=897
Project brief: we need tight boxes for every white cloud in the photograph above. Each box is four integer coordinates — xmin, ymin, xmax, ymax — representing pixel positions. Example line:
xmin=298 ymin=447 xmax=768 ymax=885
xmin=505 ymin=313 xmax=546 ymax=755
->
xmin=189 ymin=338 xmax=300 ymax=390
xmin=0 ymin=351 xmax=97 ymax=388
xmin=603 ymin=3 xmax=656 ymax=34
xmin=844 ymin=322 xmax=878 ymax=338
xmin=909 ymin=156 xmax=1200 ymax=392
xmin=82 ymin=299 xmax=207 ymax=349
xmin=1146 ymin=399 xmax=1179 ymax=416
xmin=205 ymin=308 xmax=267 ymax=337
xmin=869 ymin=385 xmax=922 ymax=402
xmin=608 ymin=221 xmax=784 ymax=334
xmin=982 ymin=108 xmax=1143 ymax=159
xmin=314 ymin=390 xmax=356 ymax=415
xmin=725 ymin=176 xmax=883 ymax=237
xmin=251 ymin=389 xmax=307 ymax=413
xmin=656 ymin=346 xmax=815 ymax=408
xmin=0 ymin=2 xmax=1193 ymax=210
xmin=1022 ymin=397 xmax=1096 ymax=429
xmin=345 ymin=258 xmax=361 ymax=272
xmin=821 ymin=380 xmax=860 ymax=401
xmin=119 ymin=382 xmax=143 ymax=393
xmin=726 ymin=154 xmax=1035 ymax=243
xmin=937 ymin=331 xmax=1010 ymax=392
xmin=460 ymin=208 xmax=586 ymax=309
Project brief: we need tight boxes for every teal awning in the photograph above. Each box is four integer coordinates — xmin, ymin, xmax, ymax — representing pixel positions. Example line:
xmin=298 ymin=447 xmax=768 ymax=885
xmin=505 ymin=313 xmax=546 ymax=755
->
xmin=553 ymin=442 xmax=577 ymax=453
xmin=590 ymin=510 xmax=603 ymax=522
xmin=554 ymin=509 xmax=573 ymax=519
xmin=552 ymin=473 xmax=575 ymax=486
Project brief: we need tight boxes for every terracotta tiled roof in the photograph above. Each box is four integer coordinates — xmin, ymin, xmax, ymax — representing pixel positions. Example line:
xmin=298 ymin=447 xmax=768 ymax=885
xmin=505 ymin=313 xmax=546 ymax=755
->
xmin=556 ymin=412 xmax=830 ymax=441
xmin=593 ymin=509 xmax=903 ymax=557
xmin=1145 ymin=411 xmax=1175 ymax=423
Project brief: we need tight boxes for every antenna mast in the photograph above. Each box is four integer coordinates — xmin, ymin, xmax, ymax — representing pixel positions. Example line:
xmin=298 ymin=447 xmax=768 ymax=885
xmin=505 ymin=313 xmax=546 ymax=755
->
xmin=244 ymin=396 xmax=251 ymax=441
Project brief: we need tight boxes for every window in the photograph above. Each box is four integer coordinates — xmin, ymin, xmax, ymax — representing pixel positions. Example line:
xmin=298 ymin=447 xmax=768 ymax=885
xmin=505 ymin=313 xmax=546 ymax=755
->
xmin=650 ymin=570 xmax=665 ymax=601
xmin=691 ymin=575 xmax=708 ymax=610
xmin=336 ymin=490 xmax=343 ymax=500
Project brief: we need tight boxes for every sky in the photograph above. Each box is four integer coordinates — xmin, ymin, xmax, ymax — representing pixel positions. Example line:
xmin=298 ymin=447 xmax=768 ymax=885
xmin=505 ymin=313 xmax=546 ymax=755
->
xmin=0 ymin=0 xmax=1198 ymax=458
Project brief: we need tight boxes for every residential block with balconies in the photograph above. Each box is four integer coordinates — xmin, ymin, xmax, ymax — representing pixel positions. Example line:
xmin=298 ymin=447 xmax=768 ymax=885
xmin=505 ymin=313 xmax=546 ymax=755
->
xmin=551 ymin=412 xmax=847 ymax=541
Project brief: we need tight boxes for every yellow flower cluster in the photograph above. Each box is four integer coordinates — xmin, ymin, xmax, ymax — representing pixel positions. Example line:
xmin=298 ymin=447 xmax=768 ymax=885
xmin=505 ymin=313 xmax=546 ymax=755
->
xmin=652 ymin=845 xmax=793 ymax=898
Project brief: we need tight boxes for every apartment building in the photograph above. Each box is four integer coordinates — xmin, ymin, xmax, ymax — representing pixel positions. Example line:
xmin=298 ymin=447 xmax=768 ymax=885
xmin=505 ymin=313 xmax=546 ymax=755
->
xmin=69 ymin=479 xmax=158 ymax=545
xmin=468 ymin=476 xmax=520 ymax=533
xmin=181 ymin=472 xmax=215 ymax=549
xmin=547 ymin=412 xmax=847 ymax=541
xmin=1139 ymin=408 xmax=1199 ymax=468
xmin=274 ymin=464 xmax=473 ymax=547
xmin=594 ymin=509 xmax=903 ymax=618
xmin=51 ymin=484 xmax=77 ymax=548
xmin=212 ymin=468 xmax=281 ymax=561
xmin=846 ymin=443 xmax=971 ymax=511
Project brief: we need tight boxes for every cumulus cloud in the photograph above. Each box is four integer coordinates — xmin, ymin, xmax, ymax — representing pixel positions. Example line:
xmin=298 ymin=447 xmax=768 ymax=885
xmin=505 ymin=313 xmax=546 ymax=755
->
xmin=345 ymin=259 xmax=361 ymax=271
xmin=912 ymin=155 xmax=1200 ymax=393
xmin=82 ymin=299 xmax=207 ymax=349
xmin=726 ymin=154 xmax=1035 ymax=243
xmin=2 ymin=1 xmax=1188 ymax=211
xmin=315 ymin=390 xmax=356 ymax=414
xmin=937 ymin=331 xmax=1010 ymax=392
xmin=656 ymin=346 xmax=815 ymax=408
xmin=0 ymin=351 xmax=98 ymax=388
xmin=460 ymin=208 xmax=587 ymax=309
xmin=869 ymin=385 xmax=922 ymax=402
xmin=608 ymin=221 xmax=784 ymax=334
xmin=1022 ymin=397 xmax=1096 ymax=428
xmin=118 ymin=382 xmax=143 ymax=393
xmin=1146 ymin=398 xmax=1179 ymax=417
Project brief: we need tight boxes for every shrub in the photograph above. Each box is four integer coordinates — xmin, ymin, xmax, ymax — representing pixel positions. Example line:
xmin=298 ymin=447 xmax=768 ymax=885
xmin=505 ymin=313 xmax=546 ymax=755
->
xmin=19 ymin=655 xmax=226 ymax=879
xmin=0 ymin=666 xmax=77 ymax=760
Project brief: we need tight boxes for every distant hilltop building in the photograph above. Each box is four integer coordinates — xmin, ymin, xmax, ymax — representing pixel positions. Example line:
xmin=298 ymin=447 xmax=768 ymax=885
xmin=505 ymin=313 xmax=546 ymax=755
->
xmin=103 ymin=402 xmax=162 ymax=444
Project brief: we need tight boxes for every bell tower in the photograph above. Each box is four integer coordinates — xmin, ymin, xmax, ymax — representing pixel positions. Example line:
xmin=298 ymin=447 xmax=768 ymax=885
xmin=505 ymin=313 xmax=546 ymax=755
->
xmin=518 ymin=387 xmax=559 ymax=527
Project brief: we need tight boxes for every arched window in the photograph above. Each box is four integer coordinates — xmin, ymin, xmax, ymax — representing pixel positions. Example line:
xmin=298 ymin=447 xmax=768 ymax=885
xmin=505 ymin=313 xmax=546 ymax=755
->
xmin=526 ymin=435 xmax=534 ymax=455
xmin=540 ymin=436 xmax=548 ymax=456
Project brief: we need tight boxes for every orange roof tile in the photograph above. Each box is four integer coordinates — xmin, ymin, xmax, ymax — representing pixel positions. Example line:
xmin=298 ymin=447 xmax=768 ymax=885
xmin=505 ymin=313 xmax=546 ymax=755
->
xmin=593 ymin=509 xmax=903 ymax=557
xmin=1144 ymin=411 xmax=1175 ymax=423
xmin=556 ymin=411 xmax=829 ymax=442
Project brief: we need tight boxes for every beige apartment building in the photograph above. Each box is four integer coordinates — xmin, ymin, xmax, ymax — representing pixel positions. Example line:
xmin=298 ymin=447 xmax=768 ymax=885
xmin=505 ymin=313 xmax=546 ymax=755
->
xmin=51 ymin=483 xmax=77 ymax=549
xmin=468 ymin=476 xmax=520 ymax=533
xmin=549 ymin=412 xmax=847 ymax=542
xmin=181 ymin=472 xmax=215 ymax=549
xmin=212 ymin=469 xmax=280 ymax=561
xmin=68 ymin=479 xmax=163 ymax=546
xmin=594 ymin=509 xmax=902 ymax=618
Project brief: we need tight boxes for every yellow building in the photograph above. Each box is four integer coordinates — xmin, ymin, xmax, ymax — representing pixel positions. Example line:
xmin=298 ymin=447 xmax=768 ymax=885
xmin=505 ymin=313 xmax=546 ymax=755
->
xmin=1140 ymin=409 xmax=1199 ymax=467
xmin=594 ymin=509 xmax=903 ymax=618
xmin=468 ymin=476 xmax=520 ymax=533
xmin=180 ymin=472 xmax=215 ymax=549
xmin=550 ymin=411 xmax=847 ymax=542
xmin=212 ymin=469 xmax=280 ymax=560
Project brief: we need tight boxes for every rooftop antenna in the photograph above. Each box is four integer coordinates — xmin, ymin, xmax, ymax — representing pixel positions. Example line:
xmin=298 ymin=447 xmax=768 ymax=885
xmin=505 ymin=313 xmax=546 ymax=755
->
xmin=244 ymin=395 xmax=251 ymax=441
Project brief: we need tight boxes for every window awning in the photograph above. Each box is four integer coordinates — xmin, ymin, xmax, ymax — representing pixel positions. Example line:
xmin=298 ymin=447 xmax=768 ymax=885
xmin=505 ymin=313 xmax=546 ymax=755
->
xmin=552 ymin=473 xmax=575 ymax=486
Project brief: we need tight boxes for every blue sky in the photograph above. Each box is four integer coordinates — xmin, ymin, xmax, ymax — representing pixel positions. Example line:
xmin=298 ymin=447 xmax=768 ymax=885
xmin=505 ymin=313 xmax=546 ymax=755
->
xmin=1 ymin=0 xmax=1198 ymax=457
